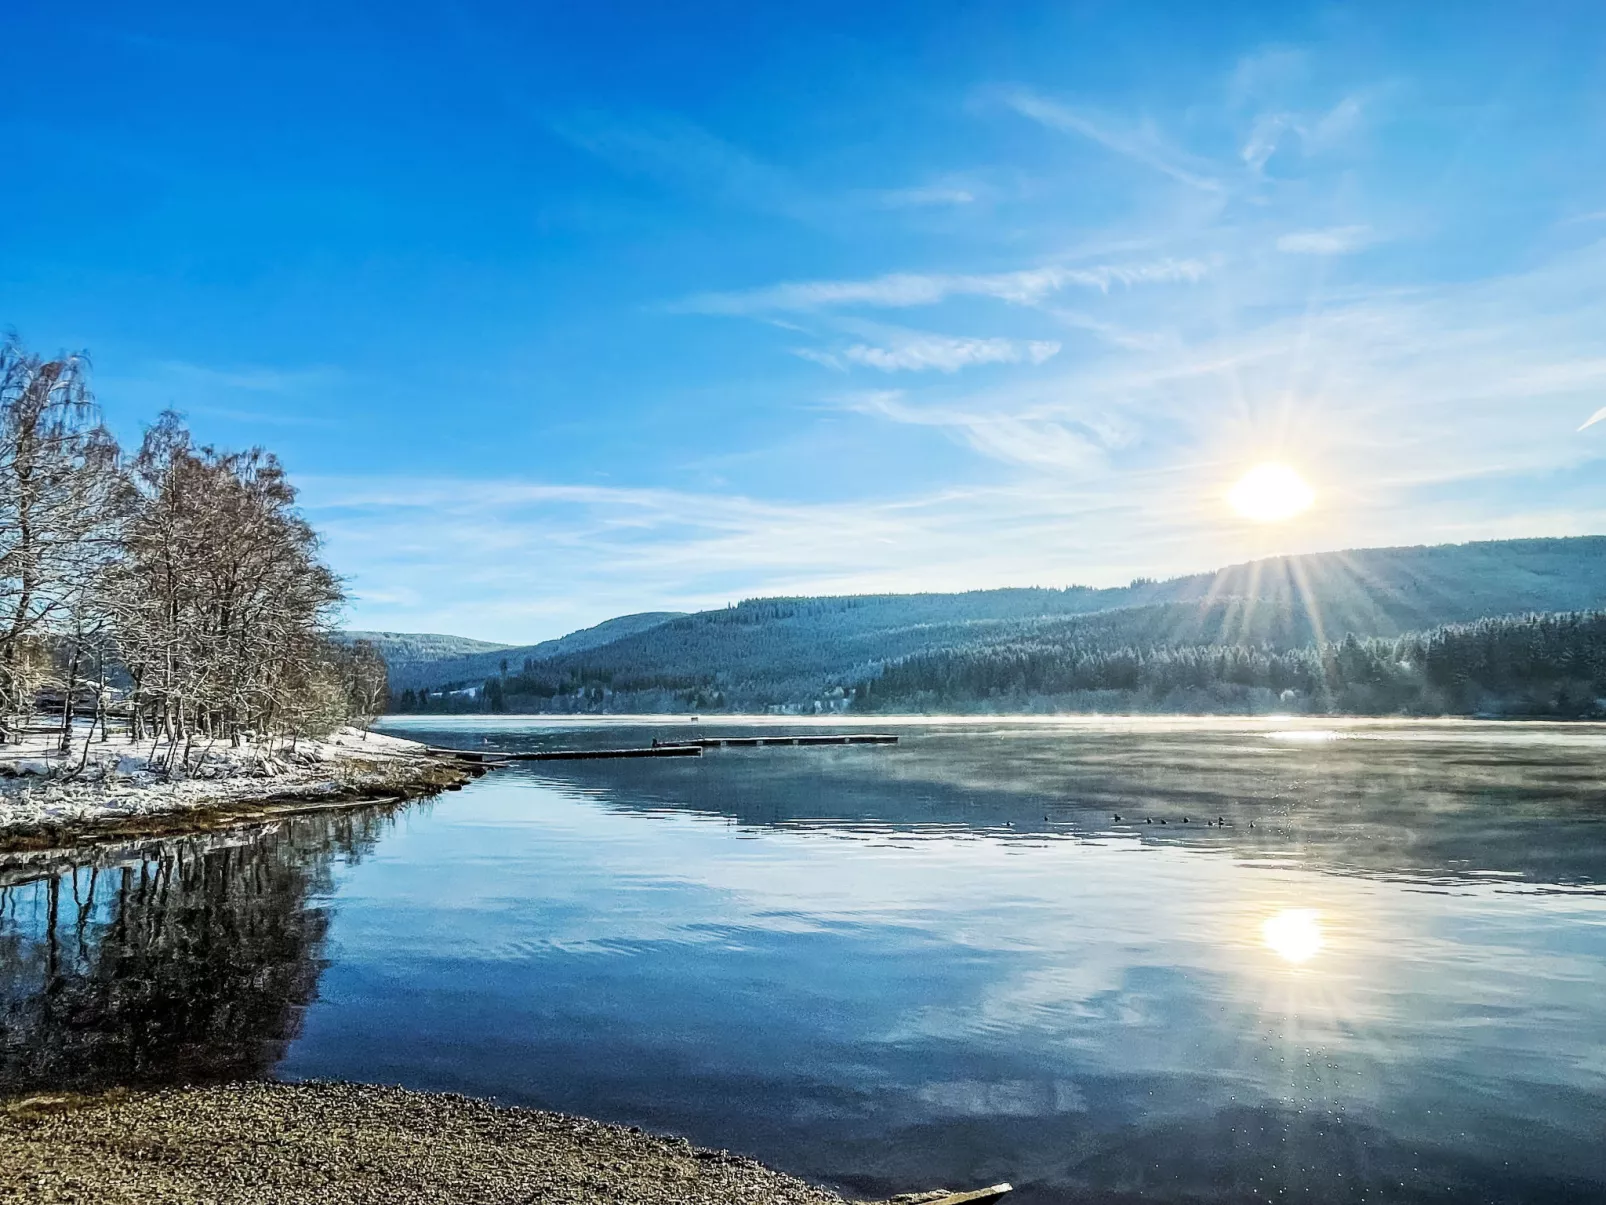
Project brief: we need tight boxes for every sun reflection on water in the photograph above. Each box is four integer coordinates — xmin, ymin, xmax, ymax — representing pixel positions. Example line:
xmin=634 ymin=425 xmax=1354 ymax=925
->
xmin=1263 ymin=908 xmax=1325 ymax=964
xmin=1265 ymin=729 xmax=1343 ymax=743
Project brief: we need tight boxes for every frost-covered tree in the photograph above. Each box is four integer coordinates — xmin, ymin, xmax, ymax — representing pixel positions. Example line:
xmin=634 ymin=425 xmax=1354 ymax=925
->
xmin=112 ymin=412 xmax=345 ymax=751
xmin=0 ymin=338 xmax=121 ymax=741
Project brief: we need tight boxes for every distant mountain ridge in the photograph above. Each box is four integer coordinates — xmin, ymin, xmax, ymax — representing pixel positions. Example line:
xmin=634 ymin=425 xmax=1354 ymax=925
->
xmin=339 ymin=630 xmax=513 ymax=663
xmin=378 ymin=535 xmax=1606 ymax=711
xmin=371 ymin=611 xmax=687 ymax=691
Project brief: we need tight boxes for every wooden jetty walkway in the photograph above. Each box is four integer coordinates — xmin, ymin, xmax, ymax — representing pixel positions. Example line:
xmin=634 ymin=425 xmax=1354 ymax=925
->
xmin=424 ymin=733 xmax=898 ymax=765
xmin=681 ymin=733 xmax=898 ymax=748
xmin=427 ymin=744 xmax=702 ymax=762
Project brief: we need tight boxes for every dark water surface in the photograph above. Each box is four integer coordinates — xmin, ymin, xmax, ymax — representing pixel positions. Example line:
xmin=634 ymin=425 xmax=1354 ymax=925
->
xmin=3 ymin=717 xmax=1604 ymax=1204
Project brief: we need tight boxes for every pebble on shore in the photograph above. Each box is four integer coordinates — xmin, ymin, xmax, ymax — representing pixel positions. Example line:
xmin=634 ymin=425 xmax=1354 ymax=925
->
xmin=0 ymin=1081 xmax=865 ymax=1205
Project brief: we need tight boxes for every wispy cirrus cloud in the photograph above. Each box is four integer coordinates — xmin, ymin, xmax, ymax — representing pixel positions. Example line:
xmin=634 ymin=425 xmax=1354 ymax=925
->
xmin=674 ymin=256 xmax=1208 ymax=315
xmin=876 ymin=183 xmax=977 ymax=208
xmin=842 ymin=333 xmax=1060 ymax=373
xmin=845 ymin=391 xmax=1123 ymax=470
xmin=795 ymin=330 xmax=1061 ymax=374
xmin=1241 ymin=94 xmax=1367 ymax=173
xmin=550 ymin=113 xmax=978 ymax=224
xmin=849 ymin=240 xmax=1606 ymax=494
xmin=548 ymin=109 xmax=824 ymax=222
xmin=1276 ymin=224 xmax=1377 ymax=254
xmin=1001 ymin=88 xmax=1225 ymax=193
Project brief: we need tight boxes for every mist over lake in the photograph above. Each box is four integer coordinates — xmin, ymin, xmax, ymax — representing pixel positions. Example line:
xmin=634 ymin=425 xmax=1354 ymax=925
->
xmin=5 ymin=717 xmax=1603 ymax=1204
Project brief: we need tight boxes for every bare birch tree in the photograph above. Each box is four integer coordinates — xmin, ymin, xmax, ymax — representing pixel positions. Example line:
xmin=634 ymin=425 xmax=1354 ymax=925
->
xmin=0 ymin=339 xmax=366 ymax=762
xmin=0 ymin=338 xmax=121 ymax=743
xmin=334 ymin=639 xmax=388 ymax=736
xmin=113 ymin=413 xmax=345 ymax=761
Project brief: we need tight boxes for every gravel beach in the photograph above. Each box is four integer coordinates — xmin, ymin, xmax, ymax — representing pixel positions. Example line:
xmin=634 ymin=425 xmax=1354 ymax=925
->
xmin=0 ymin=1081 xmax=867 ymax=1205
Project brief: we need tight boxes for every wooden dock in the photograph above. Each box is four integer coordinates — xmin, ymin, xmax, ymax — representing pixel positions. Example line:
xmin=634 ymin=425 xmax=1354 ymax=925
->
xmin=424 ymin=733 xmax=897 ymax=765
xmin=682 ymin=734 xmax=898 ymax=748
xmin=508 ymin=745 xmax=703 ymax=761
xmin=430 ymin=744 xmax=703 ymax=762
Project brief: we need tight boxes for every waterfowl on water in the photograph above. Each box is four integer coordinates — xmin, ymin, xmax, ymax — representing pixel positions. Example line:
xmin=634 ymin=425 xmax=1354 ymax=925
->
xmin=1112 ymin=814 xmax=1121 ymax=822
xmin=1182 ymin=816 xmax=1190 ymax=823
xmin=1145 ymin=818 xmax=1153 ymax=824
xmin=1158 ymin=818 xmax=1167 ymax=825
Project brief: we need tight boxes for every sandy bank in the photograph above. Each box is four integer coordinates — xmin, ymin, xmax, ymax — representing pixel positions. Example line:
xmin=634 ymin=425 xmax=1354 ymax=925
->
xmin=0 ymin=728 xmax=475 ymax=853
xmin=0 ymin=1081 xmax=874 ymax=1205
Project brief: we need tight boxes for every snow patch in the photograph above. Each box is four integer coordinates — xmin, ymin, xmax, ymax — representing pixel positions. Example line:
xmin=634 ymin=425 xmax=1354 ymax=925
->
xmin=0 ymin=726 xmax=434 ymax=835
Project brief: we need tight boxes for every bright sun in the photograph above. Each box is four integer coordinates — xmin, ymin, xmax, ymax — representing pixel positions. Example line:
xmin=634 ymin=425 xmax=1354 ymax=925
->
xmin=1262 ymin=908 xmax=1324 ymax=964
xmin=1228 ymin=463 xmax=1314 ymax=523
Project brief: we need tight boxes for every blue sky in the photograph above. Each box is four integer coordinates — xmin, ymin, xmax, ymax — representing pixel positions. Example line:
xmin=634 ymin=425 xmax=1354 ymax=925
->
xmin=4 ymin=1 xmax=1605 ymax=642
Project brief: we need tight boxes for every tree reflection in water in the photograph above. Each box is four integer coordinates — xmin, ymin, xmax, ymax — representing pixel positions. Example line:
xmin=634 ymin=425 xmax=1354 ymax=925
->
xmin=0 ymin=808 xmax=396 ymax=1093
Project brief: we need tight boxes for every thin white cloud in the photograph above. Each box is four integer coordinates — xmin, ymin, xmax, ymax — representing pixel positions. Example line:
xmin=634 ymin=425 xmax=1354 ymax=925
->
xmin=877 ymin=184 xmax=977 ymax=208
xmin=1276 ymin=225 xmax=1376 ymax=255
xmin=1581 ymin=406 xmax=1606 ymax=431
xmin=1309 ymin=94 xmax=1366 ymax=148
xmin=841 ymin=334 xmax=1060 ymax=373
xmin=843 ymin=392 xmax=1129 ymax=471
xmin=1043 ymin=308 xmax=1174 ymax=352
xmin=1240 ymin=94 xmax=1367 ymax=174
xmin=836 ymin=239 xmax=1606 ymax=505
xmin=791 ymin=347 xmax=846 ymax=371
xmin=674 ymin=257 xmax=1208 ymax=315
xmin=1002 ymin=89 xmax=1225 ymax=193
xmin=1240 ymin=112 xmax=1298 ymax=173
xmin=548 ymin=110 xmax=821 ymax=222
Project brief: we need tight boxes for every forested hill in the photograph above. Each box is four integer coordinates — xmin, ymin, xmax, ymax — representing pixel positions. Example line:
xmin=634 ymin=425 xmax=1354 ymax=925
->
xmin=338 ymin=631 xmax=514 ymax=686
xmin=391 ymin=535 xmax=1606 ymax=713
xmin=860 ymin=610 xmax=1606 ymax=718
xmin=375 ymin=611 xmax=686 ymax=691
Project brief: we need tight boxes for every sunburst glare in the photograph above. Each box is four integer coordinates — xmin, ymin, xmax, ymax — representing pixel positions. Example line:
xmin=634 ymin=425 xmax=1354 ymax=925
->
xmin=1229 ymin=463 xmax=1315 ymax=523
xmin=1262 ymin=908 xmax=1325 ymax=964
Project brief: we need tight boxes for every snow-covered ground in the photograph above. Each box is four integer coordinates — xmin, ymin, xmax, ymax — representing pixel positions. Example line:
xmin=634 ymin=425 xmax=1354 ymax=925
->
xmin=0 ymin=725 xmax=438 ymax=837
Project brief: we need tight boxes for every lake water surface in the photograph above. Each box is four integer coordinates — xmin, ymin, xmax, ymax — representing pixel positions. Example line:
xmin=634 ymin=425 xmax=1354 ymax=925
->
xmin=3 ymin=716 xmax=1604 ymax=1204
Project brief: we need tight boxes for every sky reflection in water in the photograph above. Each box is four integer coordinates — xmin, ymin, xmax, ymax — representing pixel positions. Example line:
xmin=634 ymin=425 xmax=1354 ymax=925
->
xmin=3 ymin=717 xmax=1604 ymax=1204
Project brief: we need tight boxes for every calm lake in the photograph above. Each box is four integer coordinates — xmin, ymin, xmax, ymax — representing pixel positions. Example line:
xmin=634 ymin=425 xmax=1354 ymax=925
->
xmin=3 ymin=716 xmax=1604 ymax=1204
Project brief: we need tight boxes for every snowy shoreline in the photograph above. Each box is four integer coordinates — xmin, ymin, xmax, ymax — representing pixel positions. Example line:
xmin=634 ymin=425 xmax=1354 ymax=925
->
xmin=0 ymin=726 xmax=469 ymax=850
